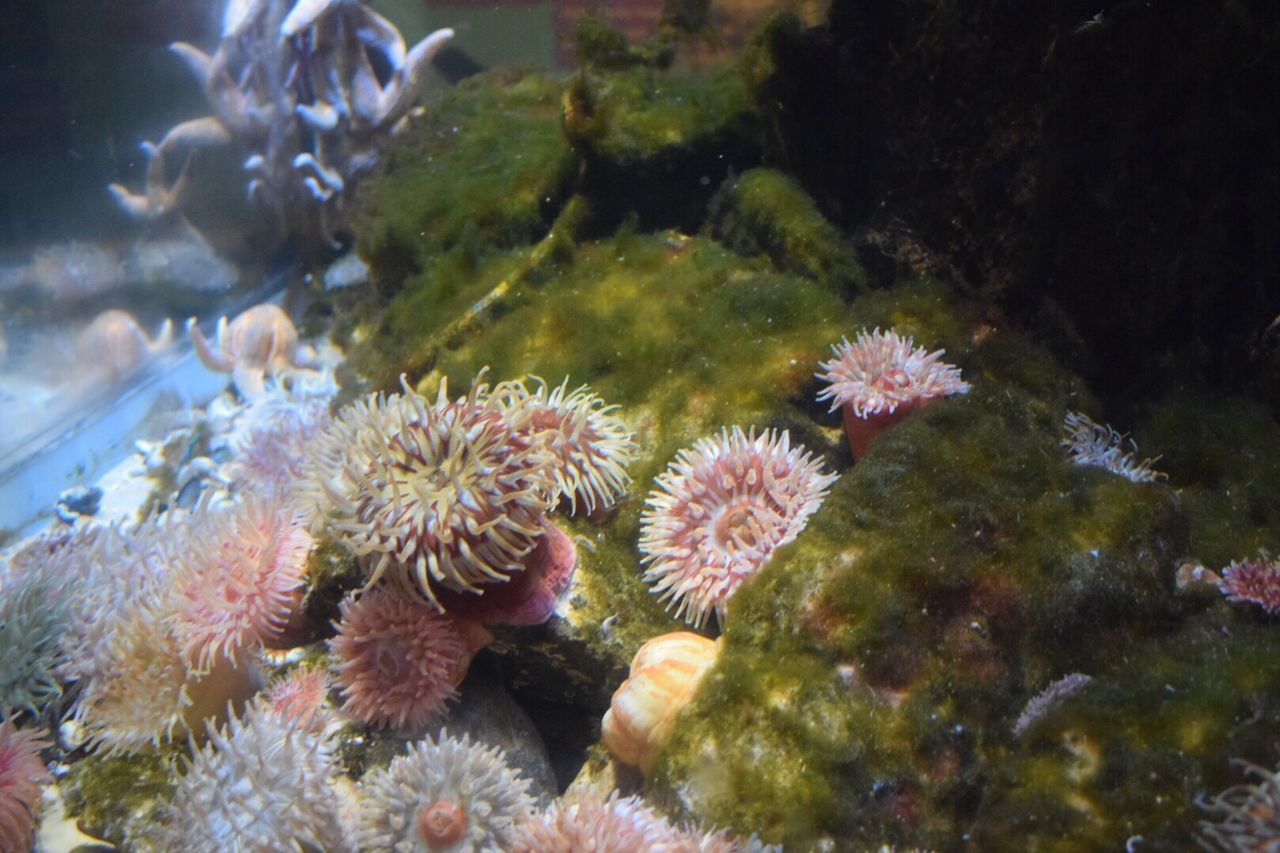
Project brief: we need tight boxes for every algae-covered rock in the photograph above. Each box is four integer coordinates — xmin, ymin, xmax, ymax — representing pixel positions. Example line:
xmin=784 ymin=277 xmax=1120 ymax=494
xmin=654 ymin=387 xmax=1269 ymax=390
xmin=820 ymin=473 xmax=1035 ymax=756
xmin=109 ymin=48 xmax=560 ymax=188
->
xmin=707 ymin=167 xmax=867 ymax=292
xmin=331 ymin=13 xmax=1280 ymax=847
xmin=976 ymin=613 xmax=1280 ymax=850
xmin=627 ymin=279 xmax=1280 ymax=845
xmin=60 ymin=748 xmax=178 ymax=848
xmin=352 ymin=68 xmax=577 ymax=298
xmin=562 ymin=64 xmax=762 ymax=230
xmin=1143 ymin=391 xmax=1280 ymax=568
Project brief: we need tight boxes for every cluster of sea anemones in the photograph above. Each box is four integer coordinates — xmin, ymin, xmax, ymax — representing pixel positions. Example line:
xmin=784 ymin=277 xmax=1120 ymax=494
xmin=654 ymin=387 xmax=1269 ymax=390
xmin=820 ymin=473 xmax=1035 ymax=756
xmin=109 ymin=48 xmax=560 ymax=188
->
xmin=37 ymin=491 xmax=313 ymax=753
xmin=304 ymin=372 xmax=635 ymax=614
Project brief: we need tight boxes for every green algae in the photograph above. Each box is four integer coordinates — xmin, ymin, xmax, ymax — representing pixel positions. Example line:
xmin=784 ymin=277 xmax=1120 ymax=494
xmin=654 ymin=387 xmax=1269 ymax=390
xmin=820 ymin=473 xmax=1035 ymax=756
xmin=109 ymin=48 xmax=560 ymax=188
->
xmin=707 ymin=167 xmax=867 ymax=292
xmin=1142 ymin=390 xmax=1280 ymax=567
xmin=352 ymin=68 xmax=576 ymax=298
xmin=61 ymin=748 xmax=178 ymax=847
xmin=977 ymin=614 xmax=1280 ymax=850
xmin=301 ymin=535 xmax=364 ymax=637
xmin=563 ymin=65 xmax=756 ymax=167
xmin=573 ymin=13 xmax=677 ymax=72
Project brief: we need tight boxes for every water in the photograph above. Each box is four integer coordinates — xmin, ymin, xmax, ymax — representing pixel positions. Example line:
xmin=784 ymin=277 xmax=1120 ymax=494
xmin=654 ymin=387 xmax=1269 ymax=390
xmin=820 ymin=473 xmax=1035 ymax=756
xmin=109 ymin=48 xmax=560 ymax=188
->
xmin=1 ymin=1 xmax=1277 ymax=851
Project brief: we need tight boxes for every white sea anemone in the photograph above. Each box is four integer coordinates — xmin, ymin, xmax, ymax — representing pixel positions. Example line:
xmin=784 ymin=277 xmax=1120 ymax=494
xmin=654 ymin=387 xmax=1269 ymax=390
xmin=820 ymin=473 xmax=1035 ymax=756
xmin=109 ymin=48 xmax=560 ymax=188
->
xmin=354 ymin=731 xmax=534 ymax=851
xmin=156 ymin=699 xmax=348 ymax=852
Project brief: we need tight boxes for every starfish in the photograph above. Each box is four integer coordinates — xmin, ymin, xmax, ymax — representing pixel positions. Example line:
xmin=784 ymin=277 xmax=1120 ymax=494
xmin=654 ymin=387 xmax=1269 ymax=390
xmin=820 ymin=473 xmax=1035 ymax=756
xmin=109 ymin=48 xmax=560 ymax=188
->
xmin=187 ymin=304 xmax=314 ymax=400
xmin=75 ymin=309 xmax=174 ymax=385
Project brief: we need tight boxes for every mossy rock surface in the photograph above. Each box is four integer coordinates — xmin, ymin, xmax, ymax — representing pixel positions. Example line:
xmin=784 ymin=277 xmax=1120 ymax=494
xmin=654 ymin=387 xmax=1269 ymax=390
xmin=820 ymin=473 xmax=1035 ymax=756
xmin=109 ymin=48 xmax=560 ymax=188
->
xmin=352 ymin=68 xmax=577 ymax=297
xmin=563 ymin=65 xmax=763 ymax=230
xmin=707 ymin=167 xmax=868 ymax=292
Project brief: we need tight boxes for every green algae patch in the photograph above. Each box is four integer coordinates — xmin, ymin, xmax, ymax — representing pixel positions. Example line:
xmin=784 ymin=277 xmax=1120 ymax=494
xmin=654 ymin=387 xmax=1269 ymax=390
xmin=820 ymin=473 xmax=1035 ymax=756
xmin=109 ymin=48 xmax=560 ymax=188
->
xmin=559 ymin=508 xmax=677 ymax=661
xmin=420 ymin=230 xmax=845 ymax=453
xmin=563 ymin=64 xmax=762 ymax=229
xmin=352 ymin=68 xmax=576 ymax=295
xmin=1142 ymin=390 xmax=1280 ymax=568
xmin=707 ymin=167 xmax=867 ymax=293
xmin=62 ymin=748 xmax=178 ymax=847
xmin=564 ymin=65 xmax=756 ymax=165
xmin=976 ymin=614 xmax=1280 ymax=849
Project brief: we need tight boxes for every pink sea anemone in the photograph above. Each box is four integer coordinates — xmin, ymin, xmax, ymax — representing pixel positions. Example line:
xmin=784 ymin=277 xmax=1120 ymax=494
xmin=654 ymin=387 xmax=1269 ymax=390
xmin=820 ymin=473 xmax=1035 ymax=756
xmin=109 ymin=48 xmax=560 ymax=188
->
xmin=330 ymin=587 xmax=492 ymax=731
xmin=816 ymin=328 xmax=970 ymax=459
xmin=0 ymin=716 xmax=50 ymax=853
xmin=1219 ymin=554 xmax=1280 ymax=615
xmin=56 ymin=518 xmax=260 ymax=753
xmin=640 ymin=427 xmax=837 ymax=628
xmin=353 ymin=731 xmax=534 ymax=851
xmin=514 ymin=792 xmax=683 ymax=852
xmin=305 ymin=374 xmax=555 ymax=610
xmin=170 ymin=495 xmax=313 ymax=671
xmin=437 ymin=517 xmax=577 ymax=626
xmin=497 ymin=376 xmax=637 ymax=516
xmin=267 ymin=668 xmax=332 ymax=733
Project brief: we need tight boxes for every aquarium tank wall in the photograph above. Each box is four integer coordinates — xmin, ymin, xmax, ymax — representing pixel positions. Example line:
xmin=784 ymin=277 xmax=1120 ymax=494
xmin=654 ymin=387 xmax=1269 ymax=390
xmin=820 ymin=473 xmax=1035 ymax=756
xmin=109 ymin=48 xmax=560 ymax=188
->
xmin=0 ymin=0 xmax=1278 ymax=850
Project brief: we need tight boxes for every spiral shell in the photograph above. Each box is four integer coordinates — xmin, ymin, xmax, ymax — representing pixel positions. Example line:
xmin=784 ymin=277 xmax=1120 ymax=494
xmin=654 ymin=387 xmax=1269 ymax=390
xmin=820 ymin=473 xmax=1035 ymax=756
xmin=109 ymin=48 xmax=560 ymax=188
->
xmin=601 ymin=632 xmax=719 ymax=772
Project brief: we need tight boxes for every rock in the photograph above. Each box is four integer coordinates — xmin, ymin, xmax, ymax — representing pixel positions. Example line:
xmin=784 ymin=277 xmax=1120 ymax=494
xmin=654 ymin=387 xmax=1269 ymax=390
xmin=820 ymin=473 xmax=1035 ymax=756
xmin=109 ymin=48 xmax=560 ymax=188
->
xmin=55 ymin=485 xmax=103 ymax=520
xmin=322 ymin=250 xmax=369 ymax=290
xmin=126 ymin=235 xmax=237 ymax=291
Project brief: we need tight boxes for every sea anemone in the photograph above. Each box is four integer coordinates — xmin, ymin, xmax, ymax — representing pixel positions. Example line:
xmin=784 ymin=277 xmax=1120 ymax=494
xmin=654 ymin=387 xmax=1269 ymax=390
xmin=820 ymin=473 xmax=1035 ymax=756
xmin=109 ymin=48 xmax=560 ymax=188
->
xmin=157 ymin=699 xmax=347 ymax=853
xmin=305 ymin=374 xmax=554 ymax=609
xmin=223 ymin=395 xmax=333 ymax=496
xmin=169 ymin=494 xmax=313 ymax=671
xmin=497 ymin=376 xmax=637 ymax=515
xmin=1198 ymin=759 xmax=1280 ymax=850
xmin=74 ymin=597 xmax=220 ymax=753
xmin=437 ymin=517 xmax=577 ymax=626
xmin=330 ymin=587 xmax=491 ymax=731
xmin=816 ymin=328 xmax=970 ymax=459
xmin=0 ymin=716 xmax=51 ymax=853
xmin=53 ymin=521 xmax=171 ymax=688
xmin=639 ymin=427 xmax=836 ymax=628
xmin=1218 ymin=554 xmax=1280 ymax=615
xmin=266 ymin=667 xmax=332 ymax=734
xmin=353 ymin=731 xmax=534 ymax=851
xmin=513 ymin=792 xmax=683 ymax=852
xmin=54 ymin=518 xmax=259 ymax=753
xmin=0 ymin=558 xmax=69 ymax=715
xmin=1060 ymin=412 xmax=1165 ymax=483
